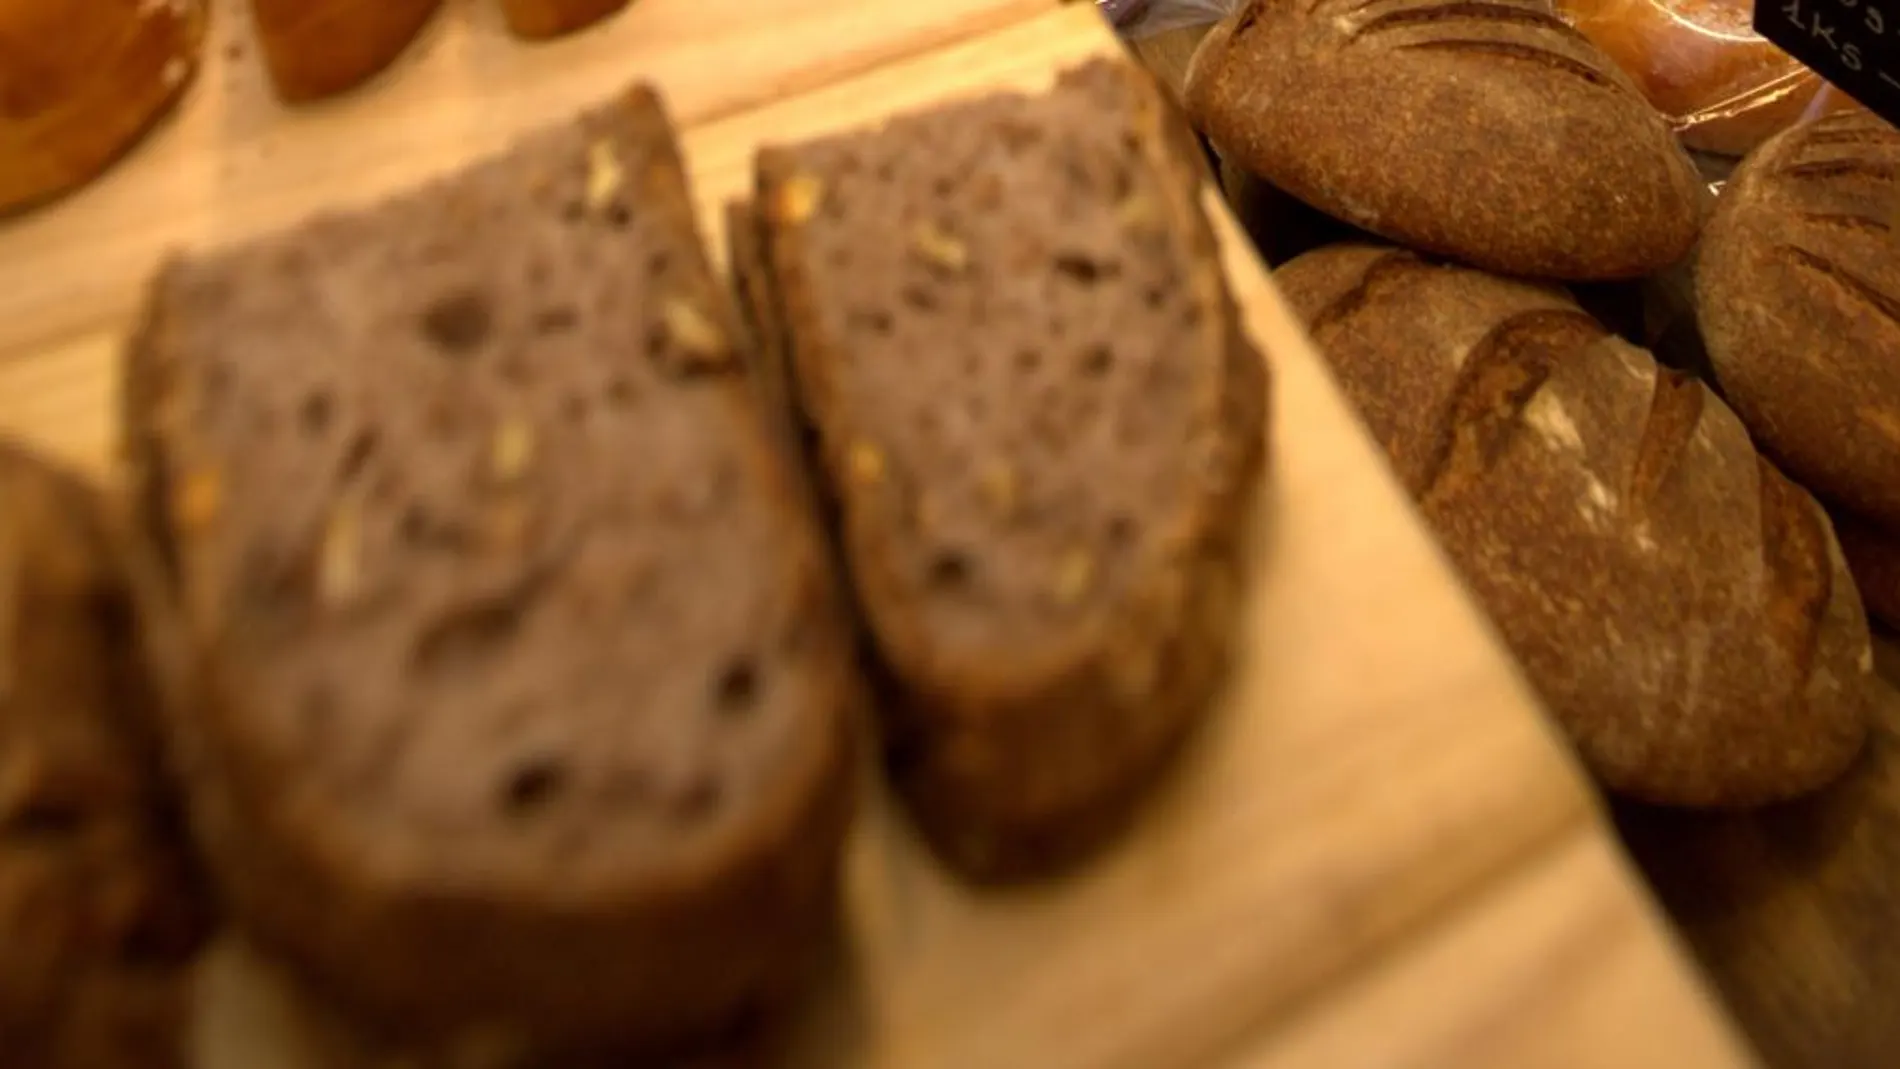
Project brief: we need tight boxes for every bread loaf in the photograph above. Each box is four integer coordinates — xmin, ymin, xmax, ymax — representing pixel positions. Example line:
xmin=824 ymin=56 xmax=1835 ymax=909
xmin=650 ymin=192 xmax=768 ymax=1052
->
xmin=1698 ymin=111 xmax=1900 ymax=537
xmin=730 ymin=59 xmax=1268 ymax=881
xmin=501 ymin=0 xmax=630 ymax=40
xmin=1277 ymin=243 xmax=1872 ymax=806
xmin=252 ymin=0 xmax=441 ymax=103
xmin=1555 ymin=0 xmax=1863 ymax=157
xmin=0 ymin=0 xmax=204 ymax=214
xmin=125 ymin=86 xmax=856 ymax=1058
xmin=0 ymin=441 xmax=213 ymax=1069
xmin=1185 ymin=0 xmax=1704 ymax=280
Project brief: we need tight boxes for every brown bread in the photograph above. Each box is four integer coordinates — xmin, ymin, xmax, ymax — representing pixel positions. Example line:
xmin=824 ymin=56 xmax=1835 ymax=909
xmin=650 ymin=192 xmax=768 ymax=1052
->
xmin=124 ymin=86 xmax=856 ymax=1058
xmin=0 ymin=0 xmax=205 ymax=214
xmin=1277 ymin=243 xmax=1872 ymax=807
xmin=1185 ymin=0 xmax=1704 ymax=280
xmin=500 ymin=0 xmax=630 ymax=39
xmin=0 ymin=440 xmax=213 ymax=1069
xmin=730 ymin=59 xmax=1268 ymax=881
xmin=252 ymin=0 xmax=442 ymax=103
xmin=1697 ymin=111 xmax=1900 ymax=535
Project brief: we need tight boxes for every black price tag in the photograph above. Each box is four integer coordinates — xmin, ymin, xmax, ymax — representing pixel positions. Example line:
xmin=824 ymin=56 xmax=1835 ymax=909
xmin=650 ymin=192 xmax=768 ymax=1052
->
xmin=1758 ymin=0 xmax=1900 ymax=126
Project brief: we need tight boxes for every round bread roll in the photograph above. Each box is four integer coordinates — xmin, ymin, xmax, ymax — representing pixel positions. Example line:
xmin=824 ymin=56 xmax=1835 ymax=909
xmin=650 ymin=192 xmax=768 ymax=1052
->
xmin=251 ymin=0 xmax=442 ymax=103
xmin=1558 ymin=0 xmax=1862 ymax=156
xmin=0 ymin=0 xmax=206 ymax=215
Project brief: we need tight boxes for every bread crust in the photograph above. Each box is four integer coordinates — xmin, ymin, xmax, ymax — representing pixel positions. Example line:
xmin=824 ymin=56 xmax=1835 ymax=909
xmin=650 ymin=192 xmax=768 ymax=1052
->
xmin=124 ymin=86 xmax=856 ymax=1057
xmin=1186 ymin=0 xmax=1704 ymax=280
xmin=0 ymin=0 xmax=205 ymax=214
xmin=1834 ymin=511 xmax=1900 ymax=632
xmin=1697 ymin=111 xmax=1900 ymax=532
xmin=251 ymin=0 xmax=442 ymax=103
xmin=1279 ymin=243 xmax=1872 ymax=807
xmin=500 ymin=0 xmax=631 ymax=40
xmin=0 ymin=441 xmax=213 ymax=1069
xmin=735 ymin=60 xmax=1268 ymax=880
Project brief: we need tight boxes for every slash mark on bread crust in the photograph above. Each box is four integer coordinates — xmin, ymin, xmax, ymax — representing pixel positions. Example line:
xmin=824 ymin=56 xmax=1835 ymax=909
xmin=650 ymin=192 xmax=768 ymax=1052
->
xmin=1795 ymin=210 xmax=1892 ymax=236
xmin=1756 ymin=459 xmax=1832 ymax=682
xmin=1397 ymin=38 xmax=1611 ymax=87
xmin=1777 ymin=244 xmax=1900 ymax=330
xmin=1418 ymin=309 xmax=1602 ymax=506
xmin=1778 ymin=158 xmax=1900 ymax=187
xmin=1348 ymin=1 xmax=1591 ymax=46
xmin=1307 ymin=250 xmax=1431 ymax=336
xmin=1626 ymin=366 xmax=1704 ymax=516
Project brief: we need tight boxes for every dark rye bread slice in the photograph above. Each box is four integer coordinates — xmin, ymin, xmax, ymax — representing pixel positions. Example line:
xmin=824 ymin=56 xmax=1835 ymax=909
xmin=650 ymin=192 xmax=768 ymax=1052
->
xmin=123 ymin=87 xmax=857 ymax=1058
xmin=1697 ymin=111 xmax=1900 ymax=535
xmin=1184 ymin=0 xmax=1704 ymax=280
xmin=0 ymin=441 xmax=213 ymax=1069
xmin=1276 ymin=243 xmax=1872 ymax=807
xmin=730 ymin=59 xmax=1268 ymax=881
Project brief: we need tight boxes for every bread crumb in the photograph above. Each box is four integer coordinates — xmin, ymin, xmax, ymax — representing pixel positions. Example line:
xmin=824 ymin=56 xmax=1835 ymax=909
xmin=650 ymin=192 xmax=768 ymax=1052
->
xmin=1861 ymin=643 xmax=1875 ymax=673
xmin=586 ymin=140 xmax=624 ymax=214
xmin=847 ymin=442 xmax=885 ymax=485
xmin=775 ymin=174 xmax=823 ymax=225
xmin=912 ymin=223 xmax=969 ymax=272
xmin=162 ymin=57 xmax=189 ymax=90
xmin=318 ymin=500 xmax=362 ymax=607
xmin=173 ymin=469 xmax=223 ymax=530
xmin=663 ymin=298 xmax=726 ymax=356
xmin=1053 ymin=548 xmax=1095 ymax=606
xmin=491 ymin=419 xmax=535 ymax=483
xmin=978 ymin=462 xmax=1017 ymax=517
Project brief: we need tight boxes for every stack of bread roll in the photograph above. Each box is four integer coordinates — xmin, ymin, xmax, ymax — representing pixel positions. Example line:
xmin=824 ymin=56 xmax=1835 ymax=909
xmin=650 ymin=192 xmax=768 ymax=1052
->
xmin=1173 ymin=1 xmax=1898 ymax=1063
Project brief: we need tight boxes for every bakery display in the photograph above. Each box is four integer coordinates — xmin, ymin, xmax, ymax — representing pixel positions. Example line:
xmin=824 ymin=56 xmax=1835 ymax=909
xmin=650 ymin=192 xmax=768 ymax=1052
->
xmin=1555 ymin=0 xmax=1862 ymax=157
xmin=501 ymin=0 xmax=632 ymax=40
xmin=251 ymin=0 xmax=443 ymax=103
xmin=731 ymin=59 xmax=1268 ymax=880
xmin=0 ymin=0 xmax=205 ymax=214
xmin=1697 ymin=110 xmax=1900 ymax=626
xmin=0 ymin=441 xmax=214 ymax=1069
xmin=124 ymin=85 xmax=857 ymax=1058
xmin=1184 ymin=0 xmax=1704 ymax=280
xmin=1276 ymin=243 xmax=1873 ymax=807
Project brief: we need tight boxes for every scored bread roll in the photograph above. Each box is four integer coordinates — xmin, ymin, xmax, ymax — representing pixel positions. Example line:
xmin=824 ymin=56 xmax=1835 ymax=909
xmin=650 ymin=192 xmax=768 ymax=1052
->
xmin=1697 ymin=112 xmax=1900 ymax=535
xmin=1186 ymin=0 xmax=1704 ymax=280
xmin=251 ymin=0 xmax=442 ymax=103
xmin=1556 ymin=0 xmax=1863 ymax=157
xmin=1277 ymin=243 xmax=1873 ymax=807
xmin=0 ymin=0 xmax=205 ymax=215
xmin=500 ymin=0 xmax=631 ymax=40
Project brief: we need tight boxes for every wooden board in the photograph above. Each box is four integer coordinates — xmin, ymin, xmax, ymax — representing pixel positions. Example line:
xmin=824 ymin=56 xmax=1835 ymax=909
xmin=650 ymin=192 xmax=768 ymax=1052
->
xmin=0 ymin=2 xmax=1758 ymax=1067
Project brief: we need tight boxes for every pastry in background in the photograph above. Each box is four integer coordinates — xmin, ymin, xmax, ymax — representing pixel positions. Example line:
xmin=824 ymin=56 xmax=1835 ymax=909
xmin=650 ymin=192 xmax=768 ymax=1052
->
xmin=1185 ymin=0 xmax=1704 ymax=280
xmin=252 ymin=0 xmax=442 ymax=103
xmin=0 ymin=440 xmax=214 ymax=1069
xmin=501 ymin=0 xmax=632 ymax=40
xmin=1277 ymin=243 xmax=1873 ymax=807
xmin=0 ymin=0 xmax=205 ymax=214
xmin=1555 ymin=0 xmax=1864 ymax=157
xmin=1696 ymin=110 xmax=1900 ymax=626
xmin=731 ymin=59 xmax=1268 ymax=882
xmin=124 ymin=85 xmax=857 ymax=1060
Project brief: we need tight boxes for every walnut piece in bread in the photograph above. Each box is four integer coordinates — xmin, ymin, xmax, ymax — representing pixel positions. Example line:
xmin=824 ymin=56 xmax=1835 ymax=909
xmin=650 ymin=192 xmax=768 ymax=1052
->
xmin=1279 ymin=243 xmax=1872 ymax=807
xmin=1186 ymin=0 xmax=1705 ymax=280
xmin=0 ymin=0 xmax=205 ymax=214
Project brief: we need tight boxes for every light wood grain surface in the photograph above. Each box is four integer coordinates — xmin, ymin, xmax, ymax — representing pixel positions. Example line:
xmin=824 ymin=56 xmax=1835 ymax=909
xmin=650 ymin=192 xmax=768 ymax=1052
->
xmin=0 ymin=2 xmax=1757 ymax=1067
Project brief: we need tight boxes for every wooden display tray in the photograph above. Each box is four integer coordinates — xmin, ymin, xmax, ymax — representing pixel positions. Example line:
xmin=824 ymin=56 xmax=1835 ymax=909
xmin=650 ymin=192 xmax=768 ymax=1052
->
xmin=0 ymin=1 xmax=1759 ymax=1066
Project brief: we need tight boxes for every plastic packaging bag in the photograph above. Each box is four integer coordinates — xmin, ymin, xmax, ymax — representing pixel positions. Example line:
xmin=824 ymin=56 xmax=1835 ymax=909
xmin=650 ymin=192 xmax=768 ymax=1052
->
xmin=1099 ymin=0 xmax=1238 ymax=40
xmin=1553 ymin=0 xmax=1863 ymax=157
